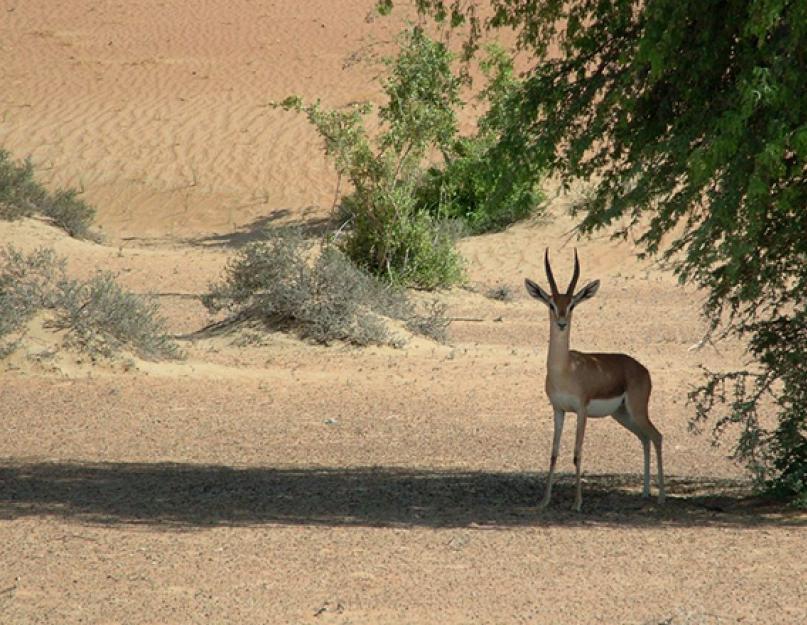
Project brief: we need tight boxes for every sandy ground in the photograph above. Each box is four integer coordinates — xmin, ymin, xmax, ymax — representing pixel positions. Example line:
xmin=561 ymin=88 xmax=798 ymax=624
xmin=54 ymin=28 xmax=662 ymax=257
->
xmin=1 ymin=2 xmax=805 ymax=624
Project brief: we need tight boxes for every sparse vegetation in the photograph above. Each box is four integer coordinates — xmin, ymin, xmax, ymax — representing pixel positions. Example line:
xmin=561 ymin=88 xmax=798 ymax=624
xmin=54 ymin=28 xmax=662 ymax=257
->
xmin=0 ymin=149 xmax=97 ymax=239
xmin=0 ymin=247 xmax=63 ymax=356
xmin=0 ymin=152 xmax=42 ymax=221
xmin=0 ymin=246 xmax=179 ymax=360
xmin=202 ymin=229 xmax=450 ymax=347
xmin=39 ymin=188 xmax=97 ymax=239
xmin=404 ymin=298 xmax=451 ymax=343
xmin=485 ymin=283 xmax=514 ymax=302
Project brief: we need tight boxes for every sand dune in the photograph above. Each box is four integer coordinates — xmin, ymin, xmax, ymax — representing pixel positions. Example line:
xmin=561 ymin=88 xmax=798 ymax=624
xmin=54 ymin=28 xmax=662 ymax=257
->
xmin=2 ymin=0 xmax=413 ymax=237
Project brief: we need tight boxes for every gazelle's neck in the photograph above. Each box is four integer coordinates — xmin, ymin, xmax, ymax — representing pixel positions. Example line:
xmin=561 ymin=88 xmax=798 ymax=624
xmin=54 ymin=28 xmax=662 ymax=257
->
xmin=547 ymin=318 xmax=571 ymax=371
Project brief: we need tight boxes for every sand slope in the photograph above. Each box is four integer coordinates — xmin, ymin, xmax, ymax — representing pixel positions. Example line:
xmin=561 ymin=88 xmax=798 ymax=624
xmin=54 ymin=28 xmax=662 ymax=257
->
xmin=1 ymin=0 xmax=413 ymax=237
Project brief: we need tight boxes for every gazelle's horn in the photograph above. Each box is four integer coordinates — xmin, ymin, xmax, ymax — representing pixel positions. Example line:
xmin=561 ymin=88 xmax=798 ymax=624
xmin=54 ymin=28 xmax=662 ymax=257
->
xmin=567 ymin=248 xmax=580 ymax=295
xmin=544 ymin=248 xmax=559 ymax=295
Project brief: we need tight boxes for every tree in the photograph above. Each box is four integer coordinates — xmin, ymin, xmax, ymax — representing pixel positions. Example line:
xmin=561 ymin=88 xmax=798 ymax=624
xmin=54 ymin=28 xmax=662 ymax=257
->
xmin=383 ymin=0 xmax=807 ymax=502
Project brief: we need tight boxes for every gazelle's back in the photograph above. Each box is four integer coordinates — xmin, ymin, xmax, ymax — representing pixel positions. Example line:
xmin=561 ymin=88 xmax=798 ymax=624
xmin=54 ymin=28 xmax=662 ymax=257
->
xmin=546 ymin=351 xmax=650 ymax=408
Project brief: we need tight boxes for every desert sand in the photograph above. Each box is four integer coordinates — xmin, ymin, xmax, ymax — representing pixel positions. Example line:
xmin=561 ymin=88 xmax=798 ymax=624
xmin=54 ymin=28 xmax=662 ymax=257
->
xmin=1 ymin=2 xmax=804 ymax=624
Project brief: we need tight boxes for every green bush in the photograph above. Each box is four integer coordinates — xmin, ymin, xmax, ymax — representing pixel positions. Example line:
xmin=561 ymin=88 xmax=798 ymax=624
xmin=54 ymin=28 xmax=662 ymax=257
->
xmin=278 ymin=29 xmax=543 ymax=288
xmin=0 ymin=149 xmax=96 ymax=239
xmin=40 ymin=188 xmax=97 ymax=239
xmin=203 ymin=229 xmax=450 ymax=346
xmin=417 ymin=135 xmax=542 ymax=233
xmin=0 ymin=246 xmax=179 ymax=360
xmin=416 ymin=44 xmax=544 ymax=233
xmin=0 ymin=152 xmax=44 ymax=221
xmin=340 ymin=182 xmax=464 ymax=289
xmin=279 ymin=28 xmax=466 ymax=289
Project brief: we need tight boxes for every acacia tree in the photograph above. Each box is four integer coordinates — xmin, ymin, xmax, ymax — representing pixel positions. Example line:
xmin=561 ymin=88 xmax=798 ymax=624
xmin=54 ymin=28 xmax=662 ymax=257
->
xmin=381 ymin=0 xmax=807 ymax=501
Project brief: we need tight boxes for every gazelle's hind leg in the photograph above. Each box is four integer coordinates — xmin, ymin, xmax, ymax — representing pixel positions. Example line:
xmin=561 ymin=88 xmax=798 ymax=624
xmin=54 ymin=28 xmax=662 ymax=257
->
xmin=613 ymin=405 xmax=651 ymax=497
xmin=622 ymin=391 xmax=665 ymax=503
xmin=572 ymin=409 xmax=588 ymax=512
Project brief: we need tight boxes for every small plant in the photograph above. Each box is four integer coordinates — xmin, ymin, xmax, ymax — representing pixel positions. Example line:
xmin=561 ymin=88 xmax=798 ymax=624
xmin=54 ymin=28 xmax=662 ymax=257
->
xmin=0 ymin=246 xmax=179 ymax=360
xmin=0 ymin=152 xmax=43 ymax=221
xmin=0 ymin=247 xmax=63 ymax=355
xmin=0 ymin=149 xmax=97 ymax=239
xmin=54 ymin=273 xmax=180 ymax=359
xmin=40 ymin=188 xmax=97 ymax=239
xmin=405 ymin=298 xmax=451 ymax=343
xmin=485 ymin=283 xmax=515 ymax=302
xmin=203 ymin=229 xmax=450 ymax=346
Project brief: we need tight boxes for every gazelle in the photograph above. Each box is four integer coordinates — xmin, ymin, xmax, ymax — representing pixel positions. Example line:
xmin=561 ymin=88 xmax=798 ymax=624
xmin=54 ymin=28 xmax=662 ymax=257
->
xmin=525 ymin=249 xmax=665 ymax=512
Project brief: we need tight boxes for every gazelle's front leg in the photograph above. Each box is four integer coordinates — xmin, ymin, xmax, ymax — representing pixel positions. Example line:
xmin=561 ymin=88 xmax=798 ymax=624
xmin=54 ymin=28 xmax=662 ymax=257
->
xmin=539 ymin=408 xmax=565 ymax=509
xmin=573 ymin=408 xmax=588 ymax=512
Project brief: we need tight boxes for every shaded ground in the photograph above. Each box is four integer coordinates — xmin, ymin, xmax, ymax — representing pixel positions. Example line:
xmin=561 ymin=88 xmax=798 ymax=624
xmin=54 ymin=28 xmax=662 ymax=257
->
xmin=4 ymin=460 xmax=797 ymax=530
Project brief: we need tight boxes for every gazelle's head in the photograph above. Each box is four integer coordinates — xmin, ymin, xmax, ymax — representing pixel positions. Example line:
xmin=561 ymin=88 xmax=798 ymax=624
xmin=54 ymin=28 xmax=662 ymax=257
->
xmin=524 ymin=248 xmax=600 ymax=332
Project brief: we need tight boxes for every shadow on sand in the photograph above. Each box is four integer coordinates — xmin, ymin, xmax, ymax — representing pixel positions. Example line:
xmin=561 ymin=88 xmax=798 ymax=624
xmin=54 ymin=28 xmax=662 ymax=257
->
xmin=1 ymin=460 xmax=802 ymax=530
xmin=189 ymin=211 xmax=333 ymax=249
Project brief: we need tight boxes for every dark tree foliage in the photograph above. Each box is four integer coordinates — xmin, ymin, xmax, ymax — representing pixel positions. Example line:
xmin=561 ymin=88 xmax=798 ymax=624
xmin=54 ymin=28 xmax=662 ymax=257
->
xmin=383 ymin=0 xmax=806 ymax=502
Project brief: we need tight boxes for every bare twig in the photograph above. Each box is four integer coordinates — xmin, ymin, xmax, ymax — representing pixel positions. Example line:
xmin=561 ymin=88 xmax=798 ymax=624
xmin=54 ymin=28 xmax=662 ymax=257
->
xmin=688 ymin=330 xmax=723 ymax=355
xmin=173 ymin=310 xmax=255 ymax=340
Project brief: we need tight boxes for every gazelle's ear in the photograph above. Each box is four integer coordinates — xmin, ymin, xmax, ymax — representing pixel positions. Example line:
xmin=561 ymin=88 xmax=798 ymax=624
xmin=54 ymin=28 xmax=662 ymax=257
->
xmin=525 ymin=278 xmax=553 ymax=306
xmin=572 ymin=280 xmax=600 ymax=306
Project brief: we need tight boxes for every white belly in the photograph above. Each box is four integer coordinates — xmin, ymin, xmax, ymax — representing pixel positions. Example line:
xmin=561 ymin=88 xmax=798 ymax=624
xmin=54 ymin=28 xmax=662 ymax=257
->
xmin=551 ymin=392 xmax=624 ymax=417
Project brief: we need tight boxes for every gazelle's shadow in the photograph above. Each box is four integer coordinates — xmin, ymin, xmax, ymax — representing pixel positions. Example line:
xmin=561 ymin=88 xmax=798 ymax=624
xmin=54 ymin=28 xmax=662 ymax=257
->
xmin=0 ymin=460 xmax=800 ymax=530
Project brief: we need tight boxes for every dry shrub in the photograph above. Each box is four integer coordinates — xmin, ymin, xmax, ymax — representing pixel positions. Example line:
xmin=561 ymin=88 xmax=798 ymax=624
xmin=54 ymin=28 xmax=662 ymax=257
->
xmin=485 ymin=283 xmax=515 ymax=302
xmin=0 ymin=149 xmax=97 ymax=239
xmin=0 ymin=247 xmax=179 ymax=360
xmin=203 ymin=229 xmax=450 ymax=346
